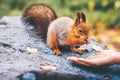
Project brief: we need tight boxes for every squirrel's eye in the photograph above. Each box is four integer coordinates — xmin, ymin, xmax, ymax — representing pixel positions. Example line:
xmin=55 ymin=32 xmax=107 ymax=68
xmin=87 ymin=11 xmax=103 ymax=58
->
xmin=79 ymin=29 xmax=83 ymax=33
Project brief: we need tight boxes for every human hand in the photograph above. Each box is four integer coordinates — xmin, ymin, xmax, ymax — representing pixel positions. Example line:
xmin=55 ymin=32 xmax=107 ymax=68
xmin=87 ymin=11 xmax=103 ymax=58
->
xmin=67 ymin=50 xmax=120 ymax=67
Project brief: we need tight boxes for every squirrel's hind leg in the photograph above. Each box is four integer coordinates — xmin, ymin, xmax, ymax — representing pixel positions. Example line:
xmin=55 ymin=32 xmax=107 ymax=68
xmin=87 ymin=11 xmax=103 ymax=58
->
xmin=50 ymin=31 xmax=61 ymax=55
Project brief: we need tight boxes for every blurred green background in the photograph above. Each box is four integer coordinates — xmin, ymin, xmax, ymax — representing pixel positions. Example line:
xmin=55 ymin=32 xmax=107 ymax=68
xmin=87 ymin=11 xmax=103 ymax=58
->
xmin=0 ymin=0 xmax=120 ymax=28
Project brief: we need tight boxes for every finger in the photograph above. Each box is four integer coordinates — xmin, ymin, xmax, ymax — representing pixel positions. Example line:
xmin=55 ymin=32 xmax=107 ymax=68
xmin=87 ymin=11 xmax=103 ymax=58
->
xmin=75 ymin=57 xmax=106 ymax=67
xmin=67 ymin=56 xmax=79 ymax=61
xmin=77 ymin=58 xmax=99 ymax=67
xmin=86 ymin=55 xmax=97 ymax=59
xmin=70 ymin=59 xmax=92 ymax=66
xmin=67 ymin=57 xmax=103 ymax=67
xmin=67 ymin=57 xmax=94 ymax=66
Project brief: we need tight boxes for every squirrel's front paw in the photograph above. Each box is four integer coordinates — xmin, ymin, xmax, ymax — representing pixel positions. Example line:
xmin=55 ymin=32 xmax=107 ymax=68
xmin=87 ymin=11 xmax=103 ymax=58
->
xmin=53 ymin=49 xmax=62 ymax=56
xmin=76 ymin=50 xmax=84 ymax=54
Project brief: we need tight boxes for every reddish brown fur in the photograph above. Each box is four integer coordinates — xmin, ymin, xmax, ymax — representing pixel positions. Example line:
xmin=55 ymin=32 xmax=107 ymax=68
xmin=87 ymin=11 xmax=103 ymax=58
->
xmin=66 ymin=12 xmax=89 ymax=54
xmin=51 ymin=31 xmax=61 ymax=55
xmin=22 ymin=4 xmax=57 ymax=41
xmin=67 ymin=23 xmax=89 ymax=45
xmin=22 ymin=4 xmax=89 ymax=55
xmin=67 ymin=22 xmax=89 ymax=54
xmin=47 ymin=12 xmax=89 ymax=55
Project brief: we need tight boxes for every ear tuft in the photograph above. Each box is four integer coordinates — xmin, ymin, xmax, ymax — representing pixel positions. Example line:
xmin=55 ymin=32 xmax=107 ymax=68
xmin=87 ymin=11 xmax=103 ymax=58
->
xmin=75 ymin=12 xmax=80 ymax=26
xmin=75 ymin=12 xmax=86 ymax=26
xmin=80 ymin=12 xmax=86 ymax=23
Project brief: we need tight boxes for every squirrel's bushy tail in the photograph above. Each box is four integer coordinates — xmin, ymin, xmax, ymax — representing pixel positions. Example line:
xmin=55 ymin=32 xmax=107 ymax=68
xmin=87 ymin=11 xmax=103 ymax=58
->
xmin=22 ymin=3 xmax=57 ymax=41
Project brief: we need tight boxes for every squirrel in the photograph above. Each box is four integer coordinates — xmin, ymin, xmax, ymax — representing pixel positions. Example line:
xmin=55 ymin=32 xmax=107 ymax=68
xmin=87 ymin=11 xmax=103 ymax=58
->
xmin=22 ymin=4 xmax=89 ymax=55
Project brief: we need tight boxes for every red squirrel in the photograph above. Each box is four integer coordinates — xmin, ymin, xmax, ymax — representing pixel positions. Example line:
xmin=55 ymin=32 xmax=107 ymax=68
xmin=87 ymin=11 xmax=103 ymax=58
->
xmin=22 ymin=4 xmax=89 ymax=55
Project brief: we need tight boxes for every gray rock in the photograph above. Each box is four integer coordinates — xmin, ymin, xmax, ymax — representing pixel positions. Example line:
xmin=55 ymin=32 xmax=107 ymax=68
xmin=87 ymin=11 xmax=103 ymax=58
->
xmin=0 ymin=16 xmax=120 ymax=80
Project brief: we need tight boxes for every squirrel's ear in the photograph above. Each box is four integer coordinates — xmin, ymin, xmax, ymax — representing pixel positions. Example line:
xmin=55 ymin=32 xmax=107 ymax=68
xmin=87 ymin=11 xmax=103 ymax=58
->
xmin=75 ymin=12 xmax=86 ymax=26
xmin=81 ymin=12 xmax=86 ymax=23
xmin=75 ymin=12 xmax=80 ymax=26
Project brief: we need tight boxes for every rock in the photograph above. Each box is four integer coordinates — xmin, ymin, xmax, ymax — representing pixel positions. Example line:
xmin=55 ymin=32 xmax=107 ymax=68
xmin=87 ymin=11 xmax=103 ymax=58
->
xmin=17 ymin=70 xmax=99 ymax=80
xmin=0 ymin=16 xmax=120 ymax=80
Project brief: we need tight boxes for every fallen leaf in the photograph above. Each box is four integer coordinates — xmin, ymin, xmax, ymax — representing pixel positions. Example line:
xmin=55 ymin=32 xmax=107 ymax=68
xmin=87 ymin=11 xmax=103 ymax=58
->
xmin=40 ymin=65 xmax=56 ymax=70
xmin=92 ymin=45 xmax=103 ymax=52
xmin=77 ymin=48 xmax=86 ymax=51
xmin=26 ymin=47 xmax=38 ymax=52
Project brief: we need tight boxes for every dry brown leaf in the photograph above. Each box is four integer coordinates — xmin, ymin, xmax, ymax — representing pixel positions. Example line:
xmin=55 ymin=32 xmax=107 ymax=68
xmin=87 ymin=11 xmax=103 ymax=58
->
xmin=77 ymin=48 xmax=86 ymax=51
xmin=40 ymin=65 xmax=56 ymax=70
xmin=92 ymin=45 xmax=103 ymax=52
xmin=26 ymin=47 xmax=38 ymax=52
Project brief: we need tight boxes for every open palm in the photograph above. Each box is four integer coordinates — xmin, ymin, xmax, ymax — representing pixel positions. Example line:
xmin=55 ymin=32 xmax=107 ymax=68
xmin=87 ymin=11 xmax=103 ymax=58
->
xmin=67 ymin=50 xmax=120 ymax=67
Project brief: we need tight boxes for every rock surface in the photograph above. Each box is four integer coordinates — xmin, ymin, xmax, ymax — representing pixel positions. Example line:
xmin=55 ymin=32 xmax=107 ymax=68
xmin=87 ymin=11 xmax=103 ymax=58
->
xmin=0 ymin=16 xmax=120 ymax=80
